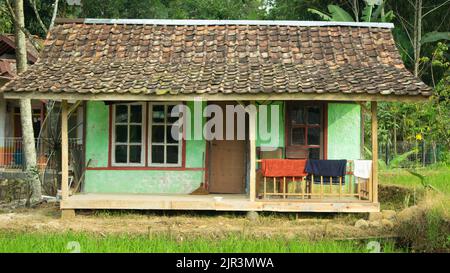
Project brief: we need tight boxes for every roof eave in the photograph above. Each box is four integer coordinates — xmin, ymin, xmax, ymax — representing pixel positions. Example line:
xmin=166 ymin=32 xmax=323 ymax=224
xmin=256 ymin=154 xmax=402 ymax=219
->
xmin=2 ymin=91 xmax=430 ymax=103
xmin=54 ymin=18 xmax=395 ymax=29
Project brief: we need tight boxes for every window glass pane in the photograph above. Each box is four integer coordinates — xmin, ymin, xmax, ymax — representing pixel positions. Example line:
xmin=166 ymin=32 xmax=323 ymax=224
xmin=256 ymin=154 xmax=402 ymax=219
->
xmin=167 ymin=105 xmax=180 ymax=123
xmin=130 ymin=105 xmax=142 ymax=123
xmin=115 ymin=145 xmax=127 ymax=163
xmin=151 ymin=145 xmax=164 ymax=164
xmin=152 ymin=105 xmax=165 ymax=123
xmin=291 ymin=105 xmax=305 ymax=125
xmin=309 ymin=148 xmax=320 ymax=159
xmin=152 ymin=125 xmax=165 ymax=143
xmin=115 ymin=105 xmax=128 ymax=123
xmin=166 ymin=146 xmax=179 ymax=164
xmin=167 ymin=125 xmax=180 ymax=143
xmin=129 ymin=145 xmax=142 ymax=163
xmin=307 ymin=106 xmax=321 ymax=125
xmin=307 ymin=127 xmax=320 ymax=145
xmin=115 ymin=125 xmax=128 ymax=142
xmin=129 ymin=125 xmax=142 ymax=143
xmin=291 ymin=127 xmax=305 ymax=145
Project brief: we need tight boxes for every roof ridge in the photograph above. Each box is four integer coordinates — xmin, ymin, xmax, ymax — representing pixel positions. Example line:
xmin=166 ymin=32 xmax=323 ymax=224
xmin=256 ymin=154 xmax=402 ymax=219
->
xmin=54 ymin=18 xmax=394 ymax=29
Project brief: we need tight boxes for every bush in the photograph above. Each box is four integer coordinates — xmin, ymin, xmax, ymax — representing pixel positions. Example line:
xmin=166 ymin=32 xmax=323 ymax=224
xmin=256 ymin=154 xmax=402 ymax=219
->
xmin=396 ymin=195 xmax=450 ymax=252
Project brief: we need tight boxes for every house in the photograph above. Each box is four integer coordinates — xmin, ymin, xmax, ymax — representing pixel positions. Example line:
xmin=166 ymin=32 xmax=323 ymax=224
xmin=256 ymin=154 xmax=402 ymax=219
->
xmin=1 ymin=19 xmax=431 ymax=215
xmin=0 ymin=34 xmax=43 ymax=171
xmin=0 ymin=34 xmax=83 ymax=176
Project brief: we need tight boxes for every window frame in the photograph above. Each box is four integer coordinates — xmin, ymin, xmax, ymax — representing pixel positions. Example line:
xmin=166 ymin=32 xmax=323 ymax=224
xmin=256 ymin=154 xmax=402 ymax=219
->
xmin=111 ymin=102 xmax=146 ymax=167
xmin=148 ymin=102 xmax=183 ymax=167
xmin=286 ymin=102 xmax=325 ymax=159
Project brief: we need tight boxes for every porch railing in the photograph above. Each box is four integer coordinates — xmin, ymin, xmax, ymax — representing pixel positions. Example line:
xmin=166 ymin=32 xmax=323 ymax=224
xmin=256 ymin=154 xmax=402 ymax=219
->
xmin=0 ymin=137 xmax=82 ymax=170
xmin=257 ymin=160 xmax=372 ymax=201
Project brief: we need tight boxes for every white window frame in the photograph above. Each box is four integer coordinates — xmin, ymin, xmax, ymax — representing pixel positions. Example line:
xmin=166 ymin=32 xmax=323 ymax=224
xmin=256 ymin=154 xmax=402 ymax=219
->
xmin=111 ymin=102 xmax=146 ymax=166
xmin=148 ymin=102 xmax=183 ymax=167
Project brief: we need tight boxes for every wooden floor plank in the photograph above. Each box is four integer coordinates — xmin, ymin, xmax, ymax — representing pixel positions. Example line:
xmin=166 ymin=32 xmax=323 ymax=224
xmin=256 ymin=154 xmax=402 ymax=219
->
xmin=61 ymin=193 xmax=380 ymax=213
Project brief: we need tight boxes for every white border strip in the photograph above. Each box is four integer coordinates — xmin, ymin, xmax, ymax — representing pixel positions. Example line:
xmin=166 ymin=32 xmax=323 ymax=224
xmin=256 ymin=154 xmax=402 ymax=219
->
xmin=83 ymin=19 xmax=394 ymax=29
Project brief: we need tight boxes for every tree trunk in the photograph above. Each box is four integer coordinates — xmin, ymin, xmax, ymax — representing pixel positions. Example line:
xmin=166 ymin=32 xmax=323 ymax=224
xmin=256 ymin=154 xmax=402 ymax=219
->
xmin=393 ymin=117 xmax=397 ymax=156
xmin=14 ymin=0 xmax=41 ymax=203
xmin=432 ymin=141 xmax=437 ymax=164
xmin=413 ymin=0 xmax=422 ymax=77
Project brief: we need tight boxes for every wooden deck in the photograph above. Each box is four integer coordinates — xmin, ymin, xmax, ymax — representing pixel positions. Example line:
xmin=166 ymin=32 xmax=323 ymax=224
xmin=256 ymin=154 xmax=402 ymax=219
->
xmin=61 ymin=193 xmax=380 ymax=213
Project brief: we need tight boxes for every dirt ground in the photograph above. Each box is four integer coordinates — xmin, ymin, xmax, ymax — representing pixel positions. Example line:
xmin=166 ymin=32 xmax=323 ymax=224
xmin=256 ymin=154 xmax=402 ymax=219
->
xmin=0 ymin=203 xmax=395 ymax=239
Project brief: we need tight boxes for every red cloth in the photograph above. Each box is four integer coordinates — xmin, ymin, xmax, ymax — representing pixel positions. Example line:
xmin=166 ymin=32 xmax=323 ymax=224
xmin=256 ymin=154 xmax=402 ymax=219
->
xmin=261 ymin=159 xmax=307 ymax=177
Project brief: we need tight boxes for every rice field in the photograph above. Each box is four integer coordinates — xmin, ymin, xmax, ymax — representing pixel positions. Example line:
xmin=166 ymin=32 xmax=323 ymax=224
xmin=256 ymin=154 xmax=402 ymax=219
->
xmin=0 ymin=232 xmax=401 ymax=253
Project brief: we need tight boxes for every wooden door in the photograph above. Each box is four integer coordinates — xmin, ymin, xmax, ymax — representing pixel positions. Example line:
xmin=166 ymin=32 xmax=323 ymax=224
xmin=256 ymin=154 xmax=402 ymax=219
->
xmin=208 ymin=102 xmax=246 ymax=194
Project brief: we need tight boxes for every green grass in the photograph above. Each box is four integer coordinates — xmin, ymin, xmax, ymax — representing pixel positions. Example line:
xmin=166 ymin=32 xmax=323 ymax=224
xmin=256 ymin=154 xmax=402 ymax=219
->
xmin=0 ymin=232 xmax=401 ymax=253
xmin=379 ymin=165 xmax=450 ymax=195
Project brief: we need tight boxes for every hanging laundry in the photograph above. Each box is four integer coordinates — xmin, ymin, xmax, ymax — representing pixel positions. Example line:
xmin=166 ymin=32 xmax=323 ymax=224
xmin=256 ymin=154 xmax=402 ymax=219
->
xmin=260 ymin=159 xmax=307 ymax=177
xmin=305 ymin=159 xmax=347 ymax=184
xmin=353 ymin=160 xmax=372 ymax=179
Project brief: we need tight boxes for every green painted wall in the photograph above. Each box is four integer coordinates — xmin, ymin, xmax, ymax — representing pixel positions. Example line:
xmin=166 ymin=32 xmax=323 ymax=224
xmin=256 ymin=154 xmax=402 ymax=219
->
xmin=85 ymin=101 xmax=109 ymax=167
xmin=84 ymin=170 xmax=204 ymax=193
xmin=84 ymin=101 xmax=361 ymax=194
xmin=83 ymin=101 xmax=206 ymax=194
xmin=327 ymin=103 xmax=361 ymax=160
xmin=256 ymin=101 xmax=285 ymax=149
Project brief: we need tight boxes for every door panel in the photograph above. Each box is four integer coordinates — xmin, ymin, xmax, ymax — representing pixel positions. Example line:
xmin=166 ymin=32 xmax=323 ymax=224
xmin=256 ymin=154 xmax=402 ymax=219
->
xmin=209 ymin=140 xmax=246 ymax=193
xmin=208 ymin=102 xmax=246 ymax=194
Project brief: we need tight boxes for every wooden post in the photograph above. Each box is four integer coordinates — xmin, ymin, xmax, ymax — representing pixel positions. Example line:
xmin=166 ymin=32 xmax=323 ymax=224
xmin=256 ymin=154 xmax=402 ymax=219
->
xmin=249 ymin=101 xmax=256 ymax=202
xmin=61 ymin=100 xmax=69 ymax=200
xmin=371 ymin=101 xmax=378 ymax=203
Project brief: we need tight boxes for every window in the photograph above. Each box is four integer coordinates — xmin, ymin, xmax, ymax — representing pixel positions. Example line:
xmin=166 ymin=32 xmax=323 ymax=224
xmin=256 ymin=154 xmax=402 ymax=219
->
xmin=149 ymin=103 xmax=182 ymax=166
xmin=112 ymin=103 xmax=145 ymax=166
xmin=286 ymin=103 xmax=324 ymax=159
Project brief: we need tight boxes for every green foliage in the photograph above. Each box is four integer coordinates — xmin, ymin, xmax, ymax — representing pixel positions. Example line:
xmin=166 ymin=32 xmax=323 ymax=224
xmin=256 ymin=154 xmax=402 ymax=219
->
xmin=0 ymin=1 xmax=13 ymax=34
xmin=389 ymin=149 xmax=419 ymax=168
xmin=361 ymin=3 xmax=373 ymax=22
xmin=264 ymin=0 xmax=331 ymax=20
xmin=421 ymin=31 xmax=450 ymax=45
xmin=307 ymin=4 xmax=354 ymax=22
xmin=380 ymin=165 xmax=450 ymax=196
xmin=306 ymin=1 xmax=394 ymax=23
xmin=79 ymin=0 xmax=266 ymax=20
xmin=0 ymin=231 xmax=401 ymax=253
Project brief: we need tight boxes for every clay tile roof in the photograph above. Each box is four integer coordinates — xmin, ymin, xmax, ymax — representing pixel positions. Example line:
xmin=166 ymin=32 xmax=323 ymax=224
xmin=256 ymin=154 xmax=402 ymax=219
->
xmin=0 ymin=34 xmax=40 ymax=63
xmin=1 ymin=19 xmax=432 ymax=99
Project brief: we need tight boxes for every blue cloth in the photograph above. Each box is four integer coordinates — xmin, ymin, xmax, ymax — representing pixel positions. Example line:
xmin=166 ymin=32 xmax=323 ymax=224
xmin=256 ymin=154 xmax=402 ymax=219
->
xmin=305 ymin=159 xmax=347 ymax=184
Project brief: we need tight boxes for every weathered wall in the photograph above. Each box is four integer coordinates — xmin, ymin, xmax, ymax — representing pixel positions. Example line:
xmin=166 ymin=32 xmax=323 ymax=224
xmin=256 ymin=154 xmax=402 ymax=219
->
xmin=327 ymin=102 xmax=361 ymax=160
xmin=84 ymin=170 xmax=204 ymax=193
xmin=83 ymin=101 xmax=206 ymax=194
xmin=84 ymin=101 xmax=109 ymax=167
xmin=84 ymin=101 xmax=361 ymax=194
xmin=256 ymin=101 xmax=285 ymax=149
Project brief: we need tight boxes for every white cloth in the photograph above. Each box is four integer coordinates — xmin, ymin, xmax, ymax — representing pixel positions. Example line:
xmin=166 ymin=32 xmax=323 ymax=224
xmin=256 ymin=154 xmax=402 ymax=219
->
xmin=354 ymin=160 xmax=372 ymax=179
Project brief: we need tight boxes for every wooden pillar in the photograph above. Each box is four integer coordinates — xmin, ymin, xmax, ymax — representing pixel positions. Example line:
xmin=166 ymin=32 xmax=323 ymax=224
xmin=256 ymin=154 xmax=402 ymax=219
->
xmin=371 ymin=101 xmax=378 ymax=203
xmin=61 ymin=100 xmax=69 ymax=200
xmin=249 ymin=101 xmax=256 ymax=202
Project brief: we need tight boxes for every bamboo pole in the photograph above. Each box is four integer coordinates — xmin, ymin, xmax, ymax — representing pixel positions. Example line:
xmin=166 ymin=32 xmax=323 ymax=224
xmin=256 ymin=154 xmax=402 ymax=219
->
xmin=320 ymin=176 xmax=324 ymax=199
xmin=263 ymin=176 xmax=267 ymax=199
xmin=61 ymin=100 xmax=69 ymax=200
xmin=249 ymin=101 xmax=256 ymax=202
xmin=371 ymin=101 xmax=378 ymax=203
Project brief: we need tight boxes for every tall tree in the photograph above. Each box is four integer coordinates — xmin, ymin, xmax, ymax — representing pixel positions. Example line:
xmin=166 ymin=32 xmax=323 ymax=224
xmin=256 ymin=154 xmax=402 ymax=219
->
xmin=13 ymin=0 xmax=41 ymax=204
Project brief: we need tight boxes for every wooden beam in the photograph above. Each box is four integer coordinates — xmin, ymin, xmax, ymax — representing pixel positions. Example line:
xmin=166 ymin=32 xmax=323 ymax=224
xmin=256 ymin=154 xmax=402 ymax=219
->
xmin=61 ymin=193 xmax=380 ymax=212
xmin=3 ymin=91 xmax=430 ymax=103
xmin=371 ymin=101 xmax=378 ymax=203
xmin=249 ymin=101 xmax=256 ymax=202
xmin=61 ymin=100 xmax=69 ymax=200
